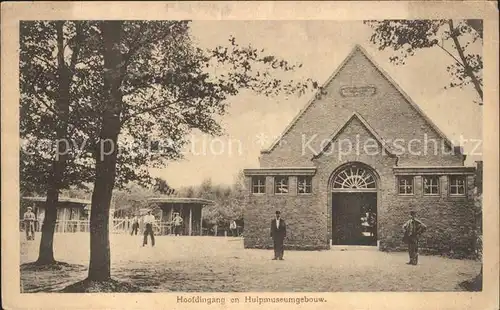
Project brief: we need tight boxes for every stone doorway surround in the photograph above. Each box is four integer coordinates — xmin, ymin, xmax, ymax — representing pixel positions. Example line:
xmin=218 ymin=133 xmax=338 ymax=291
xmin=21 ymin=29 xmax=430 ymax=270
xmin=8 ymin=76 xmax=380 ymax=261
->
xmin=328 ymin=162 xmax=380 ymax=247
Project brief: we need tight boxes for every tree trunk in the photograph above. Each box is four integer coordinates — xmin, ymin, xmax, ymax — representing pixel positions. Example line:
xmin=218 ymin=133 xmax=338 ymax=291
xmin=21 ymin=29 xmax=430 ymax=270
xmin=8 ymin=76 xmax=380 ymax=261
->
xmin=36 ymin=188 xmax=58 ymax=264
xmin=87 ymin=20 xmax=123 ymax=281
xmin=36 ymin=21 xmax=70 ymax=265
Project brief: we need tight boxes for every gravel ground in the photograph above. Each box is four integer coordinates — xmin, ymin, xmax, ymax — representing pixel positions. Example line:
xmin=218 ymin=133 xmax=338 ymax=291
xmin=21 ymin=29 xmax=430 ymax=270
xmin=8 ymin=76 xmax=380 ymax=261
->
xmin=20 ymin=233 xmax=481 ymax=292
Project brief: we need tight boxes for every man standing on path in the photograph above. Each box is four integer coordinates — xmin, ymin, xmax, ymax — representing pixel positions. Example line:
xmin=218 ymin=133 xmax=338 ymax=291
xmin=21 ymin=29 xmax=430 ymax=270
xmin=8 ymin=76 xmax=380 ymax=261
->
xmin=403 ymin=210 xmax=427 ymax=265
xmin=172 ymin=212 xmax=183 ymax=236
xmin=143 ymin=210 xmax=155 ymax=247
xmin=230 ymin=220 xmax=237 ymax=237
xmin=131 ymin=214 xmax=139 ymax=235
xmin=270 ymin=210 xmax=286 ymax=260
xmin=23 ymin=207 xmax=36 ymax=240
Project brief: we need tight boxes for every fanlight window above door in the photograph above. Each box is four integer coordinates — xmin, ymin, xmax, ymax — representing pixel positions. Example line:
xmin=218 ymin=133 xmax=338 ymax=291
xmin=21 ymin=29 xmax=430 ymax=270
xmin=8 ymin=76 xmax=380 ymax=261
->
xmin=332 ymin=166 xmax=376 ymax=190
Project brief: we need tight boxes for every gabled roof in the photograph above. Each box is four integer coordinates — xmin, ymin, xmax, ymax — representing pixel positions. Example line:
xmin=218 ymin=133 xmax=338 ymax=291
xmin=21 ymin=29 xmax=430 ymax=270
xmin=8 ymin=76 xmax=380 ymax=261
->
xmin=312 ymin=112 xmax=396 ymax=160
xmin=22 ymin=196 xmax=91 ymax=205
xmin=147 ymin=197 xmax=214 ymax=205
xmin=261 ymin=44 xmax=454 ymax=154
xmin=244 ymin=167 xmax=317 ymax=176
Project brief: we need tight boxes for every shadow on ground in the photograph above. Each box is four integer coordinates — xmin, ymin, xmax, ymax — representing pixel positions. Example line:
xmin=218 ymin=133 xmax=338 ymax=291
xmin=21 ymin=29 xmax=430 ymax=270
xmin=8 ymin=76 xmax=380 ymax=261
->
xmin=20 ymin=234 xmax=482 ymax=293
xmin=20 ymin=262 xmax=87 ymax=293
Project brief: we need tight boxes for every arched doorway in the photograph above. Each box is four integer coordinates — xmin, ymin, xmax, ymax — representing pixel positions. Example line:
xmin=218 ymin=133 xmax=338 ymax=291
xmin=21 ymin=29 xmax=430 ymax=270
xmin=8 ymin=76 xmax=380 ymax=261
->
xmin=329 ymin=162 xmax=378 ymax=246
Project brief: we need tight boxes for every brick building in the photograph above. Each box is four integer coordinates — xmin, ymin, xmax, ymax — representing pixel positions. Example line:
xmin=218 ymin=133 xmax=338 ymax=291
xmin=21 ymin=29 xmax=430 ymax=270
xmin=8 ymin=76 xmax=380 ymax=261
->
xmin=243 ymin=45 xmax=478 ymax=256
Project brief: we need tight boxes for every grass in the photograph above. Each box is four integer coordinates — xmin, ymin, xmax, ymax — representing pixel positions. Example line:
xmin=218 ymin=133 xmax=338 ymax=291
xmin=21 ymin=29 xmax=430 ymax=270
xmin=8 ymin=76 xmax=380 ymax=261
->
xmin=20 ymin=232 xmax=481 ymax=292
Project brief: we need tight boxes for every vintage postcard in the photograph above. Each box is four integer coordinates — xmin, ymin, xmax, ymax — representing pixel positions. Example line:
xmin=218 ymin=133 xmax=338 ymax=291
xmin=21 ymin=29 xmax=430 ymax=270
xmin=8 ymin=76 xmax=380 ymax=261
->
xmin=1 ymin=1 xmax=498 ymax=310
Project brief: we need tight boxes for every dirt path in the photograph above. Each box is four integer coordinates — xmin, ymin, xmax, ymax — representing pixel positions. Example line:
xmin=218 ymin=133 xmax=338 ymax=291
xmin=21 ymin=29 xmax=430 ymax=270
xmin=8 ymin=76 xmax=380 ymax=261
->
xmin=20 ymin=233 xmax=481 ymax=292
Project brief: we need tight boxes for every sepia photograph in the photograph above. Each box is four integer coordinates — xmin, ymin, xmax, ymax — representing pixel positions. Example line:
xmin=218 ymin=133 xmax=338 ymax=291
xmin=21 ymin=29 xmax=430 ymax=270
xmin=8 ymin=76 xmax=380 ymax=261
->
xmin=2 ymin=2 xmax=499 ymax=310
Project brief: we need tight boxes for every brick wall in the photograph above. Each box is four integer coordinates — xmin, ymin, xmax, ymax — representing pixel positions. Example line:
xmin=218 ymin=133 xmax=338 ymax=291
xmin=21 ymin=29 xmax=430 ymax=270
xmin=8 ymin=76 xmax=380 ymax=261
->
xmin=379 ymin=174 xmax=476 ymax=258
xmin=259 ymin=47 xmax=464 ymax=168
xmin=243 ymin=174 xmax=329 ymax=250
xmin=244 ymin=46 xmax=476 ymax=258
xmin=312 ymin=116 xmax=398 ymax=243
xmin=244 ymin=170 xmax=476 ymax=258
xmin=475 ymin=161 xmax=483 ymax=194
xmin=244 ymin=117 xmax=476 ymax=257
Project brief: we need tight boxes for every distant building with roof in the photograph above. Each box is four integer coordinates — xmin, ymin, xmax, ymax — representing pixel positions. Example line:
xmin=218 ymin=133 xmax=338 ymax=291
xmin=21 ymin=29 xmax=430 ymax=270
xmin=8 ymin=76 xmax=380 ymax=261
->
xmin=21 ymin=196 xmax=91 ymax=232
xmin=147 ymin=197 xmax=214 ymax=235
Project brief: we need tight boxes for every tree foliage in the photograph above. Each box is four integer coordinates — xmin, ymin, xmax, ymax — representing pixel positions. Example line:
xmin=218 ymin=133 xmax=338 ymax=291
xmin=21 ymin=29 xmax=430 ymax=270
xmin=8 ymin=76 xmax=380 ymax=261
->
xmin=20 ymin=21 xmax=100 ymax=194
xmin=20 ymin=19 xmax=320 ymax=287
xmin=111 ymin=183 xmax=155 ymax=214
xmin=153 ymin=177 xmax=175 ymax=195
xmin=21 ymin=20 xmax=320 ymax=196
xmin=364 ymin=19 xmax=483 ymax=105
xmin=177 ymin=172 xmax=246 ymax=226
xmin=20 ymin=21 xmax=103 ymax=265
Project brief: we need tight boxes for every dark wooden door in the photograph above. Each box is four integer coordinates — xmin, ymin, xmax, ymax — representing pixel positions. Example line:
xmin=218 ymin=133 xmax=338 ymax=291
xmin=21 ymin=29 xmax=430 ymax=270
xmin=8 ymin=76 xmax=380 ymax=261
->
xmin=332 ymin=193 xmax=361 ymax=245
xmin=332 ymin=192 xmax=377 ymax=245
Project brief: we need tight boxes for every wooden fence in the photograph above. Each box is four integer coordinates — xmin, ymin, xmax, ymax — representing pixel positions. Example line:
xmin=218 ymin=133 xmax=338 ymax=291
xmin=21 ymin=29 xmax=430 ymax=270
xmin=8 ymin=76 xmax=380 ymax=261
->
xmin=19 ymin=219 xmax=172 ymax=235
xmin=20 ymin=219 xmax=243 ymax=236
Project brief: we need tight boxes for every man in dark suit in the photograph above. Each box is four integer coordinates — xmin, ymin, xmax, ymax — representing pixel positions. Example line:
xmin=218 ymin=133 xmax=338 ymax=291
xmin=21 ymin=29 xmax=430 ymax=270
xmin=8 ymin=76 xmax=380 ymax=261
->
xmin=402 ymin=210 xmax=427 ymax=265
xmin=270 ymin=210 xmax=286 ymax=260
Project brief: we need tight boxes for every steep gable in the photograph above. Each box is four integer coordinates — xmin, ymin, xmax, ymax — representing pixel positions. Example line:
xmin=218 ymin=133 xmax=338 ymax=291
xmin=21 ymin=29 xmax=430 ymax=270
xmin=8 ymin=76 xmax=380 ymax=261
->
xmin=312 ymin=112 xmax=396 ymax=160
xmin=259 ymin=45 xmax=463 ymax=168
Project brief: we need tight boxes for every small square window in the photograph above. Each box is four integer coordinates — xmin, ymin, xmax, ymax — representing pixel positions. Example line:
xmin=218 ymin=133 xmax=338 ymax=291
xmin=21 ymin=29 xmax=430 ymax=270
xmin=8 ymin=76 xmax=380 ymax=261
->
xmin=274 ymin=176 xmax=289 ymax=194
xmin=423 ymin=176 xmax=440 ymax=196
xmin=398 ymin=176 xmax=414 ymax=195
xmin=450 ymin=176 xmax=466 ymax=196
xmin=252 ymin=176 xmax=266 ymax=194
xmin=297 ymin=176 xmax=312 ymax=194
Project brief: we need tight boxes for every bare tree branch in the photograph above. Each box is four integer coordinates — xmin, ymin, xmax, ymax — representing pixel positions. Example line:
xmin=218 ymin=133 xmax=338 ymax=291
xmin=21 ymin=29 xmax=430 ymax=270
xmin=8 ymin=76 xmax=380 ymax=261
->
xmin=436 ymin=42 xmax=465 ymax=68
xmin=121 ymin=98 xmax=182 ymax=123
xmin=33 ymin=55 xmax=58 ymax=71
xmin=448 ymin=20 xmax=483 ymax=103
xmin=31 ymin=91 xmax=83 ymax=132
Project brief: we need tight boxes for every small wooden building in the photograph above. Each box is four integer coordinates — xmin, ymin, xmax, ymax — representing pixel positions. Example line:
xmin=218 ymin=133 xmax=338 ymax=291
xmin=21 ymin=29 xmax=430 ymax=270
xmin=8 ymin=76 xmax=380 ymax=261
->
xmin=21 ymin=196 xmax=91 ymax=232
xmin=147 ymin=197 xmax=214 ymax=236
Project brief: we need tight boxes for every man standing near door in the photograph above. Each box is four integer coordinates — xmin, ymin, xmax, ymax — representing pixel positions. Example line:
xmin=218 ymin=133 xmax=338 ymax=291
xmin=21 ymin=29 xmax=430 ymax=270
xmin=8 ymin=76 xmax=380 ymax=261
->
xmin=270 ymin=210 xmax=286 ymax=260
xmin=403 ymin=210 xmax=427 ymax=265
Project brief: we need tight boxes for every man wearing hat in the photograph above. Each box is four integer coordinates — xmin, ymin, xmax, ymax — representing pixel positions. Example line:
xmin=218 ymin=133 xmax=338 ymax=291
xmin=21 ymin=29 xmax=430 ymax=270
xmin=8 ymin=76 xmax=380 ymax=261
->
xmin=23 ymin=206 xmax=36 ymax=241
xmin=402 ymin=210 xmax=427 ymax=265
xmin=270 ymin=210 xmax=286 ymax=260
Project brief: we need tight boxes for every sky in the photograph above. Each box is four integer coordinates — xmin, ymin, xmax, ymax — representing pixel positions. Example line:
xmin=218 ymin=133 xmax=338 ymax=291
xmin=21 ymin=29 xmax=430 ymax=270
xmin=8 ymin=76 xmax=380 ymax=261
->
xmin=149 ymin=20 xmax=483 ymax=188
